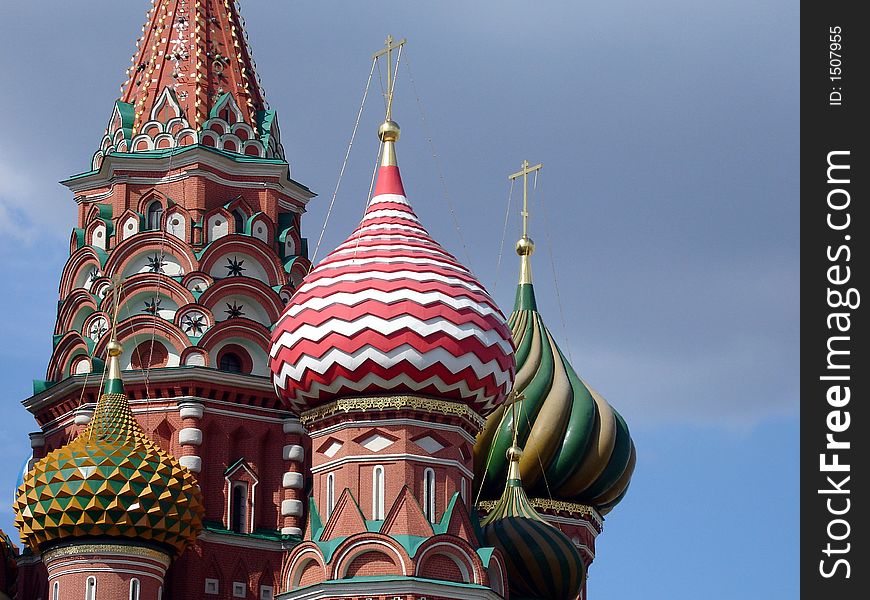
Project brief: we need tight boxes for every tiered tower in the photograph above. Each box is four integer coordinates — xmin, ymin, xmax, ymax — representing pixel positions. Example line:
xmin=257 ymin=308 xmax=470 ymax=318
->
xmin=19 ymin=1 xmax=313 ymax=597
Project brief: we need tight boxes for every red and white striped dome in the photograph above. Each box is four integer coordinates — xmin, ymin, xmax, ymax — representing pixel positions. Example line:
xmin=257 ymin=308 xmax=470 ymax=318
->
xmin=270 ymin=141 xmax=515 ymax=416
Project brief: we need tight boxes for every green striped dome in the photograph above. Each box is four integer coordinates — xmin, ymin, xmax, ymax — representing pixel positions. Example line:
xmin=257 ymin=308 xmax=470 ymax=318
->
xmin=474 ymin=275 xmax=636 ymax=515
xmin=481 ymin=446 xmax=583 ymax=600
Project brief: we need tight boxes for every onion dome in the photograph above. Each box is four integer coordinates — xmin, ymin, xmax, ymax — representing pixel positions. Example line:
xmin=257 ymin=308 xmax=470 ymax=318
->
xmin=474 ymin=237 xmax=636 ymax=514
xmin=270 ymin=120 xmax=515 ymax=416
xmin=481 ymin=445 xmax=584 ymax=600
xmin=14 ymin=338 xmax=204 ymax=556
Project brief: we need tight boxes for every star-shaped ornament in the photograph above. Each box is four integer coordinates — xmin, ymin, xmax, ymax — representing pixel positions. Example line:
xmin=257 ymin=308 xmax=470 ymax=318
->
xmin=89 ymin=317 xmax=108 ymax=342
xmin=225 ymin=301 xmax=245 ymax=319
xmin=143 ymin=297 xmax=162 ymax=315
xmin=182 ymin=312 xmax=207 ymax=336
xmin=225 ymin=256 xmax=246 ymax=277
xmin=147 ymin=253 xmax=167 ymax=274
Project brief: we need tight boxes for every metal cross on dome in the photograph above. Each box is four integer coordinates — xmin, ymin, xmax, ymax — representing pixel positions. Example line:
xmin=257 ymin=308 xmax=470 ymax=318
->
xmin=373 ymin=34 xmax=406 ymax=121
xmin=509 ymin=159 xmax=544 ymax=241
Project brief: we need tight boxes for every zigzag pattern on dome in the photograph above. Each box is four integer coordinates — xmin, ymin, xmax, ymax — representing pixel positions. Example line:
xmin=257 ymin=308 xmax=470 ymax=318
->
xmin=270 ymin=164 xmax=515 ymax=417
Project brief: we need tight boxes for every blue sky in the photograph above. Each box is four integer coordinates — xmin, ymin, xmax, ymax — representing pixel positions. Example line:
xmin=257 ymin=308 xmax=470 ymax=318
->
xmin=0 ymin=1 xmax=798 ymax=598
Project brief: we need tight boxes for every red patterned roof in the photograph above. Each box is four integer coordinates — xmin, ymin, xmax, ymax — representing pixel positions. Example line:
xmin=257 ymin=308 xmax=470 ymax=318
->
xmin=270 ymin=160 xmax=515 ymax=416
xmin=122 ymin=0 xmax=266 ymax=135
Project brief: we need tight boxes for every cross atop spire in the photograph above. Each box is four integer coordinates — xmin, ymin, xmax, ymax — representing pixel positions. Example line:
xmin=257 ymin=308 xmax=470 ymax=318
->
xmin=372 ymin=35 xmax=406 ymax=170
xmin=509 ymin=160 xmax=543 ymax=284
xmin=373 ymin=35 xmax=407 ymax=122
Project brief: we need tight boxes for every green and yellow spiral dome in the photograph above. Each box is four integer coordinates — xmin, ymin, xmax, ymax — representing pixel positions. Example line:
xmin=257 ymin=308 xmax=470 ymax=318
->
xmin=481 ymin=445 xmax=584 ymax=600
xmin=474 ymin=239 xmax=636 ymax=514
xmin=14 ymin=341 xmax=204 ymax=556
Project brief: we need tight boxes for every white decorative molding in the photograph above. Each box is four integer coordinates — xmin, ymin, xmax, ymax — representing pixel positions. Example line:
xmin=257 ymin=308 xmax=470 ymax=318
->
xmin=179 ymin=428 xmax=203 ymax=446
xmin=283 ymin=444 xmax=305 ymax=462
xmin=74 ymin=409 xmax=94 ymax=426
xmin=311 ymin=453 xmax=474 ymax=480
xmin=414 ymin=436 xmax=445 ymax=454
xmin=281 ymin=499 xmax=303 ymax=517
xmin=280 ymin=526 xmax=302 ymax=537
xmin=179 ymin=402 xmax=205 ymax=420
xmin=282 ymin=472 xmax=304 ymax=489
xmin=179 ymin=456 xmax=202 ymax=473
xmin=359 ymin=433 xmax=395 ymax=452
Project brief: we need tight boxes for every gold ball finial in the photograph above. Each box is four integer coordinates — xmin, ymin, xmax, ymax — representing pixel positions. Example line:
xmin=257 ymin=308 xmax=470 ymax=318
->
xmin=516 ymin=236 xmax=535 ymax=257
xmin=378 ymin=120 xmax=401 ymax=143
xmin=107 ymin=340 xmax=124 ymax=357
xmin=506 ymin=445 xmax=524 ymax=462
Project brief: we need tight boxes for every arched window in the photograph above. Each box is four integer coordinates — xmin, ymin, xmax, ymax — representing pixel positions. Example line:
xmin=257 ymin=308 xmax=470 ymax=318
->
xmin=233 ymin=209 xmax=246 ymax=234
xmin=52 ymin=581 xmax=59 ymax=600
xmin=129 ymin=578 xmax=140 ymax=600
xmin=326 ymin=472 xmax=335 ymax=519
xmin=85 ymin=576 xmax=97 ymax=600
xmin=372 ymin=465 xmax=385 ymax=520
xmin=157 ymin=587 xmax=163 ymax=600
xmin=146 ymin=201 xmax=164 ymax=230
xmin=423 ymin=468 xmax=436 ymax=523
xmin=220 ymin=352 xmax=243 ymax=373
xmin=231 ymin=483 xmax=247 ymax=533
xmin=460 ymin=477 xmax=467 ymax=503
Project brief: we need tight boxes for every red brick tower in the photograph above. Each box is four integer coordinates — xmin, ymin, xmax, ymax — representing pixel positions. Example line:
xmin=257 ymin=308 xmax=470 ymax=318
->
xmin=18 ymin=1 xmax=312 ymax=598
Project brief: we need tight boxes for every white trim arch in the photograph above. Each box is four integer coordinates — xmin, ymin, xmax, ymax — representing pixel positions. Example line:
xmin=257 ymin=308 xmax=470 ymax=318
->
xmin=332 ymin=539 xmax=408 ymax=578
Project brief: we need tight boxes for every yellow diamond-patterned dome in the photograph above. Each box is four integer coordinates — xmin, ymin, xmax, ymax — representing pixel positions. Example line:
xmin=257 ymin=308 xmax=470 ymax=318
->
xmin=13 ymin=348 xmax=203 ymax=556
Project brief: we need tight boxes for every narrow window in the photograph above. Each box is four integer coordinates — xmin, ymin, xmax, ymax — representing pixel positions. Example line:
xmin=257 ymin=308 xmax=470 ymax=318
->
xmin=231 ymin=483 xmax=247 ymax=533
xmin=130 ymin=579 xmax=140 ymax=600
xmin=326 ymin=472 xmax=335 ymax=519
xmin=157 ymin=587 xmax=163 ymax=600
xmin=423 ymin=468 xmax=436 ymax=523
xmin=147 ymin=201 xmax=163 ymax=230
xmin=52 ymin=582 xmax=59 ymax=600
xmin=233 ymin=209 xmax=246 ymax=234
xmin=85 ymin=577 xmax=97 ymax=600
xmin=460 ymin=477 xmax=467 ymax=503
xmin=373 ymin=465 xmax=385 ymax=520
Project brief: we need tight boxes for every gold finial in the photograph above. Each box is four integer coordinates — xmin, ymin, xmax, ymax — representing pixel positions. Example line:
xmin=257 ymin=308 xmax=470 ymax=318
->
xmin=509 ymin=160 xmax=543 ymax=284
xmin=373 ymin=35 xmax=406 ymax=167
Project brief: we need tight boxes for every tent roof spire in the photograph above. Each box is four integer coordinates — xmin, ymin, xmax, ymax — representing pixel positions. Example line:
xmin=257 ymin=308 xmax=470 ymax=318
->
xmin=121 ymin=0 xmax=266 ymax=134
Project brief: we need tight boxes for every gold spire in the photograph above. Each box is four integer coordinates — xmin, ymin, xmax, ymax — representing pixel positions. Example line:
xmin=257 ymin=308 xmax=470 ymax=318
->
xmin=373 ymin=35 xmax=406 ymax=167
xmin=509 ymin=160 xmax=543 ymax=284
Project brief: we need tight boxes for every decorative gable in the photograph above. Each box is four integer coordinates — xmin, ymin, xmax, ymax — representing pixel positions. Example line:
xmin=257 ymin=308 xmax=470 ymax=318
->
xmin=319 ymin=489 xmax=367 ymax=542
xmin=379 ymin=486 xmax=434 ymax=539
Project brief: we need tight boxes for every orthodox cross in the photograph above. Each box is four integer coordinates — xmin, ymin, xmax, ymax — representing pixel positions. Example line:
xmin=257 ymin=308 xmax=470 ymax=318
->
xmin=373 ymin=34 xmax=407 ymax=120
xmin=509 ymin=160 xmax=543 ymax=240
